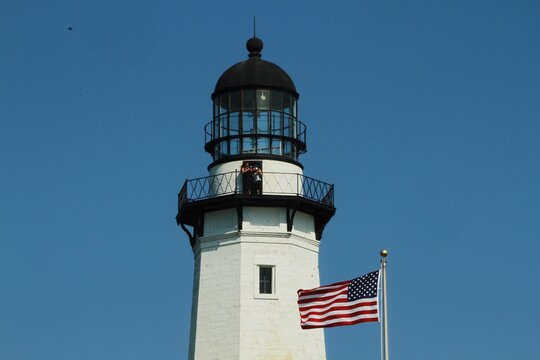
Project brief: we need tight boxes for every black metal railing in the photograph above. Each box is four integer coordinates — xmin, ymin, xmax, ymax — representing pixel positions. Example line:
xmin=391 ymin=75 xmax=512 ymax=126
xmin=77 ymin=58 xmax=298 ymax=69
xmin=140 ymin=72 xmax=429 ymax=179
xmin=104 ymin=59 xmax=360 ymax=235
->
xmin=178 ymin=171 xmax=334 ymax=207
xmin=204 ymin=118 xmax=307 ymax=144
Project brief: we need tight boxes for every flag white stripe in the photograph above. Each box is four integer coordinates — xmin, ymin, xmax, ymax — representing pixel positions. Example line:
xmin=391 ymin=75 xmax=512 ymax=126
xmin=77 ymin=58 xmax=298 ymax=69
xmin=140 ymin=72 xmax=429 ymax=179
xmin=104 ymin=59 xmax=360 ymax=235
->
xmin=301 ymin=282 xmax=348 ymax=292
xmin=301 ymin=312 xmax=378 ymax=327
xmin=300 ymin=298 xmax=377 ymax=315
xmin=298 ymin=294 xmax=348 ymax=308
xmin=299 ymin=295 xmax=377 ymax=312
xmin=300 ymin=304 xmax=378 ymax=319
xmin=297 ymin=285 xmax=348 ymax=300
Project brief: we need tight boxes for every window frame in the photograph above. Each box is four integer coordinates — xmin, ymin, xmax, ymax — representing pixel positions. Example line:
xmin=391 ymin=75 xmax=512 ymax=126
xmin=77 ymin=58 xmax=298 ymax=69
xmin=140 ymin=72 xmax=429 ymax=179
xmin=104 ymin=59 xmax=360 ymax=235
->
xmin=253 ymin=261 xmax=278 ymax=299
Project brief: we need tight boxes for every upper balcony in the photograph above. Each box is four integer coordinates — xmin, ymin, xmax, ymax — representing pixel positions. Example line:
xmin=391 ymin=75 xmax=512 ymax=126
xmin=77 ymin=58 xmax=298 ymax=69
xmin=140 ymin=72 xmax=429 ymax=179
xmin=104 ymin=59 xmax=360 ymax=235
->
xmin=176 ymin=171 xmax=335 ymax=243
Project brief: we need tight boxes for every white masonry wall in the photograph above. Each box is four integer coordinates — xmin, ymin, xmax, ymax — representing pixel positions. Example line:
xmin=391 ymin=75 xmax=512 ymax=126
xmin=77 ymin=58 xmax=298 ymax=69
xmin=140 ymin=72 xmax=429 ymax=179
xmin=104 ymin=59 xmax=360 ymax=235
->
xmin=208 ymin=159 xmax=305 ymax=197
xmin=188 ymin=206 xmax=326 ymax=360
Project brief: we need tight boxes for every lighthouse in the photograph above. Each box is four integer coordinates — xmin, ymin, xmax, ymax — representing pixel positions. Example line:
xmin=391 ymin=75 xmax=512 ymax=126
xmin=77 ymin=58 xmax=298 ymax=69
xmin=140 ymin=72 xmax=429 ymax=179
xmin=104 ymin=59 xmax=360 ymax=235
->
xmin=176 ymin=36 xmax=336 ymax=359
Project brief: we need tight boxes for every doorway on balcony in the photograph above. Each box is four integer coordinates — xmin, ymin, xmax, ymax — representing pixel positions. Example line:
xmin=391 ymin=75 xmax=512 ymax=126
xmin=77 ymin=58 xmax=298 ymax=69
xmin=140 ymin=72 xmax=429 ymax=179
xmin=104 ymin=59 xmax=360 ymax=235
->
xmin=241 ymin=161 xmax=263 ymax=195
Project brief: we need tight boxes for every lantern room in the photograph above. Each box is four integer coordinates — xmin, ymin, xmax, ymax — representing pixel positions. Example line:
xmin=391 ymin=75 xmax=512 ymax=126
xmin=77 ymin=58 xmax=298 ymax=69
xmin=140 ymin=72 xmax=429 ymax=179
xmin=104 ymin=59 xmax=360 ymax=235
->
xmin=204 ymin=37 xmax=307 ymax=167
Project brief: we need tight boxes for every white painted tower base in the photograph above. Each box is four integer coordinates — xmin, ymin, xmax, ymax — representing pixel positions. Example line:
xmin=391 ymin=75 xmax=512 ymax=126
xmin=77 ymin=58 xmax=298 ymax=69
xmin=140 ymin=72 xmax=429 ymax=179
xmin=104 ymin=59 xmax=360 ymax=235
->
xmin=188 ymin=204 xmax=326 ymax=360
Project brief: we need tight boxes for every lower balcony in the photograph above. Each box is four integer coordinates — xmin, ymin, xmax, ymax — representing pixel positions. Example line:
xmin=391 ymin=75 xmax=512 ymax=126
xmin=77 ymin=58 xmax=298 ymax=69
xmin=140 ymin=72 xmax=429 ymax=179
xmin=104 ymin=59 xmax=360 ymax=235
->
xmin=176 ymin=171 xmax=335 ymax=244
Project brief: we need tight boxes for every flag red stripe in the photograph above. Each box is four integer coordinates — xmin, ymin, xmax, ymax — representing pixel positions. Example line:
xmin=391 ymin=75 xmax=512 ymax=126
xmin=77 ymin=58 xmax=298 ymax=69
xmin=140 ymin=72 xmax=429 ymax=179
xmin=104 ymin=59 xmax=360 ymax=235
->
xmin=300 ymin=303 xmax=378 ymax=318
xmin=300 ymin=310 xmax=379 ymax=325
xmin=301 ymin=316 xmax=379 ymax=329
xmin=297 ymin=290 xmax=348 ymax=305
xmin=299 ymin=298 xmax=377 ymax=311
xmin=298 ymin=297 xmax=349 ymax=311
xmin=301 ymin=308 xmax=378 ymax=322
xmin=297 ymin=283 xmax=348 ymax=297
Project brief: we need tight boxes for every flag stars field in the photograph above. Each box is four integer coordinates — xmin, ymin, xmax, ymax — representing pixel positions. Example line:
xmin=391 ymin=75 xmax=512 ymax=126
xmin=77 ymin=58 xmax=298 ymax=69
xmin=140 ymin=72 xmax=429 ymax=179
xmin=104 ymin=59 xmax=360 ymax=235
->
xmin=348 ymin=271 xmax=379 ymax=301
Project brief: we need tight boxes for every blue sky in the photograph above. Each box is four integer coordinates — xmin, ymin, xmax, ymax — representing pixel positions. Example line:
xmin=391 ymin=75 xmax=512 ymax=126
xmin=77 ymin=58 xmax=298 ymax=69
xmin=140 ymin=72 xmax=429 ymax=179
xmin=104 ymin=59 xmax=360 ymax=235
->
xmin=1 ymin=1 xmax=539 ymax=359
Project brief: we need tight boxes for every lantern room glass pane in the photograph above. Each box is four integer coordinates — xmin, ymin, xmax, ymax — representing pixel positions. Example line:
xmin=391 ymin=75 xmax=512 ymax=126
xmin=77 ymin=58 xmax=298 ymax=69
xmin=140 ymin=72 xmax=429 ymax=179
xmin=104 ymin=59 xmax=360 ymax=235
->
xmin=242 ymin=137 xmax=256 ymax=153
xmin=291 ymin=117 xmax=297 ymax=138
xmin=219 ymin=94 xmax=228 ymax=114
xmin=230 ymin=112 xmax=239 ymax=135
xmin=283 ymin=141 xmax=291 ymax=157
xmin=257 ymin=111 xmax=269 ymax=134
xmin=283 ymin=94 xmax=292 ymax=115
xmin=220 ymin=141 xmax=228 ymax=156
xmin=214 ymin=98 xmax=219 ymax=117
xmin=257 ymin=89 xmax=270 ymax=110
xmin=220 ymin=114 xmax=228 ymax=137
xmin=283 ymin=115 xmax=291 ymax=137
xmin=230 ymin=139 xmax=239 ymax=155
xmin=271 ymin=139 xmax=282 ymax=155
xmin=270 ymin=90 xmax=282 ymax=111
xmin=243 ymin=112 xmax=255 ymax=134
xmin=230 ymin=91 xmax=241 ymax=111
xmin=258 ymin=137 xmax=270 ymax=154
xmin=271 ymin=111 xmax=282 ymax=135
xmin=242 ymin=89 xmax=256 ymax=110
xmin=213 ymin=118 xmax=219 ymax=139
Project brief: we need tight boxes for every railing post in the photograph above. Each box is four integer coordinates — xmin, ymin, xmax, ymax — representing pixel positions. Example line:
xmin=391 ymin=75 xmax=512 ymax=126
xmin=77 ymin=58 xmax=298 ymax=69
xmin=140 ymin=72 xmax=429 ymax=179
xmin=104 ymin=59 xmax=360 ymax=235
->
xmin=235 ymin=169 xmax=238 ymax=194
xmin=297 ymin=173 xmax=299 ymax=196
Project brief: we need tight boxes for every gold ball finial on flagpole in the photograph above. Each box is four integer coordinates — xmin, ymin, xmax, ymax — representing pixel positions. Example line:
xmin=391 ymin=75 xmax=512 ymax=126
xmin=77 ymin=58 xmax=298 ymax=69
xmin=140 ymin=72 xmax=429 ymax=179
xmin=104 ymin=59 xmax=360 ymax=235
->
xmin=380 ymin=249 xmax=388 ymax=258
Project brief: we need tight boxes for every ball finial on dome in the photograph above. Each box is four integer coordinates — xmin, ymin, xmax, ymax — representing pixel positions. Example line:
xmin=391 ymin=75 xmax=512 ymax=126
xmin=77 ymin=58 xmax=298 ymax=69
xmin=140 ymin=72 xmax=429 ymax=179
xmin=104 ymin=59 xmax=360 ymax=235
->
xmin=246 ymin=37 xmax=263 ymax=58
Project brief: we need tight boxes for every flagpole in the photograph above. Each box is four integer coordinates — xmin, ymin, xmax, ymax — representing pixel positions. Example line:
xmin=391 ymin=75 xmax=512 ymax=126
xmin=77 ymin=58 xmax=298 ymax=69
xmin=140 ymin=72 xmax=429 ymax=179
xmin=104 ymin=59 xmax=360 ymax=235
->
xmin=380 ymin=249 xmax=389 ymax=360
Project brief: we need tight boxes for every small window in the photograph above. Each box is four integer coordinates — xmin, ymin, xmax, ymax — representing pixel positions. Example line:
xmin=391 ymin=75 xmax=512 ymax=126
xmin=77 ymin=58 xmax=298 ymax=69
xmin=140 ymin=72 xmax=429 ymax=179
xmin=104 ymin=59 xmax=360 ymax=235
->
xmin=254 ymin=259 xmax=277 ymax=299
xmin=259 ymin=266 xmax=274 ymax=294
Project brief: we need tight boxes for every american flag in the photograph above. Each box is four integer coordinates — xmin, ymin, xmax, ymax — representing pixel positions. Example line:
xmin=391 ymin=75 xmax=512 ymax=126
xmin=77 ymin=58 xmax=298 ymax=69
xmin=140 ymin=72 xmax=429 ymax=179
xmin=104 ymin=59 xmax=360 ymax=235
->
xmin=297 ymin=270 xmax=380 ymax=329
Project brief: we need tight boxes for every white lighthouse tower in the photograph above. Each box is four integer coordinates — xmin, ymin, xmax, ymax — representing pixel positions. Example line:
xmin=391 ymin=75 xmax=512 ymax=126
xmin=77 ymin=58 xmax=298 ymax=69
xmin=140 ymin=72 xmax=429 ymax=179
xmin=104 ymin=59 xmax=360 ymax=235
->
xmin=176 ymin=36 xmax=336 ymax=360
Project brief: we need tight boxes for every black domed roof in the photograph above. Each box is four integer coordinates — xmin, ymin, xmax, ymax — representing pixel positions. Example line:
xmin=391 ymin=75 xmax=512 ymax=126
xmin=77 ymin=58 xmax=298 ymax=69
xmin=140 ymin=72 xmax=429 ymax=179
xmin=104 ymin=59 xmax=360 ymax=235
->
xmin=212 ymin=37 xmax=298 ymax=99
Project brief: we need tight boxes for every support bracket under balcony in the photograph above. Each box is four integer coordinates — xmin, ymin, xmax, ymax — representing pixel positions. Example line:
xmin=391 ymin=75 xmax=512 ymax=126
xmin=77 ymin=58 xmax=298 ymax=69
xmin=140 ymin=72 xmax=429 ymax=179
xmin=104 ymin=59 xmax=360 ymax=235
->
xmin=196 ymin=216 xmax=204 ymax=237
xmin=286 ymin=205 xmax=297 ymax=232
xmin=180 ymin=222 xmax=196 ymax=247
xmin=235 ymin=200 xmax=243 ymax=231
